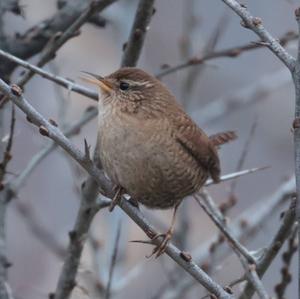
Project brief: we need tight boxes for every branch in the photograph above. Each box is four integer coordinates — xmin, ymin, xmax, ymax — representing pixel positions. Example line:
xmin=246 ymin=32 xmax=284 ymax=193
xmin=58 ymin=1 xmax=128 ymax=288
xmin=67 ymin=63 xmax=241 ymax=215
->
xmin=194 ymin=68 xmax=291 ymax=125
xmin=239 ymin=198 xmax=296 ymax=298
xmin=9 ymin=107 xmax=97 ymax=194
xmin=157 ymin=177 xmax=295 ymax=299
xmin=0 ymin=0 xmax=117 ymax=77
xmin=220 ymin=0 xmax=295 ymax=71
xmin=238 ymin=260 xmax=269 ymax=299
xmin=121 ymin=0 xmax=156 ymax=67
xmin=52 ymin=179 xmax=102 ymax=299
xmin=18 ymin=0 xmax=117 ymax=86
xmin=156 ymin=31 xmax=298 ymax=78
xmin=196 ymin=191 xmax=256 ymax=265
xmin=292 ymin=8 xmax=300 ymax=297
xmin=197 ymin=191 xmax=269 ymax=298
xmin=105 ymin=220 xmax=121 ymax=299
xmin=0 ymin=48 xmax=98 ymax=100
xmin=205 ymin=166 xmax=269 ymax=186
xmin=274 ymin=224 xmax=298 ymax=299
xmin=0 ymin=79 xmax=235 ymax=299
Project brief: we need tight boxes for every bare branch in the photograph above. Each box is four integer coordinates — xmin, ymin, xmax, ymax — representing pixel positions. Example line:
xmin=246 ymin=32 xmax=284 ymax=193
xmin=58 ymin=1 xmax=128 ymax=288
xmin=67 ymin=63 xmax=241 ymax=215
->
xmin=158 ymin=177 xmax=295 ymax=299
xmin=53 ymin=179 xmax=102 ymax=299
xmin=239 ymin=198 xmax=296 ymax=298
xmin=205 ymin=166 xmax=269 ymax=186
xmin=0 ymin=0 xmax=117 ymax=78
xmin=105 ymin=221 xmax=121 ymax=299
xmin=9 ymin=107 xmax=97 ymax=194
xmin=15 ymin=200 xmax=66 ymax=259
xmin=196 ymin=191 xmax=256 ymax=265
xmin=121 ymin=0 xmax=156 ymax=67
xmin=274 ymin=224 xmax=298 ymax=299
xmin=238 ymin=261 xmax=269 ymax=299
xmin=18 ymin=0 xmax=118 ymax=86
xmin=220 ymin=0 xmax=296 ymax=71
xmin=156 ymin=31 xmax=297 ymax=78
xmin=0 ymin=48 xmax=98 ymax=100
xmin=195 ymin=68 xmax=291 ymax=125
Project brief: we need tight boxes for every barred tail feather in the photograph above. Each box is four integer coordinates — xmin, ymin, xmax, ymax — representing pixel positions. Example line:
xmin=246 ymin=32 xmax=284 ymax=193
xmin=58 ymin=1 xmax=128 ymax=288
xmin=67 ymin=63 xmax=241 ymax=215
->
xmin=209 ymin=131 xmax=237 ymax=147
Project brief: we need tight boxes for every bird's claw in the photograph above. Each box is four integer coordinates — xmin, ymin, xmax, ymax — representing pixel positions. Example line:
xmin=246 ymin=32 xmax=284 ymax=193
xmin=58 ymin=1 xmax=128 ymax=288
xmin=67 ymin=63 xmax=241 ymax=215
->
xmin=146 ymin=231 xmax=172 ymax=259
xmin=130 ymin=231 xmax=173 ymax=259
xmin=109 ymin=186 xmax=123 ymax=212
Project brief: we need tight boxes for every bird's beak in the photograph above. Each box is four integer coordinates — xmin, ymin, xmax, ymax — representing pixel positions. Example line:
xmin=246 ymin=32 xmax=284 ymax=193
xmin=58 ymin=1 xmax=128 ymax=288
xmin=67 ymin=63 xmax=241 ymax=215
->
xmin=80 ymin=71 xmax=113 ymax=94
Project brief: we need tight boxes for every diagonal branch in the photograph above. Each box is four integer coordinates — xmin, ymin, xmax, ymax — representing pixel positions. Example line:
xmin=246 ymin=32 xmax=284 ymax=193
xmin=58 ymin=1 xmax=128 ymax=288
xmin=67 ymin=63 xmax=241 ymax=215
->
xmin=156 ymin=31 xmax=298 ymax=78
xmin=0 ymin=0 xmax=117 ymax=78
xmin=239 ymin=198 xmax=296 ymax=299
xmin=18 ymin=0 xmax=118 ymax=86
xmin=220 ymin=0 xmax=296 ymax=71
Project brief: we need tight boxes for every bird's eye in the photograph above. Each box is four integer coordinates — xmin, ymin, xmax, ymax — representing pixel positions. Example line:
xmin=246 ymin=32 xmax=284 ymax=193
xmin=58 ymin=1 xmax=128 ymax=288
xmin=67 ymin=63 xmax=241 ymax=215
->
xmin=119 ymin=81 xmax=130 ymax=91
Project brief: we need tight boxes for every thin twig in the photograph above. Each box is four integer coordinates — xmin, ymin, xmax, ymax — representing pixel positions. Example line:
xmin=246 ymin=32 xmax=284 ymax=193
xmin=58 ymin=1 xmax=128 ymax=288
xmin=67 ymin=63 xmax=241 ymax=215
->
xmin=220 ymin=0 xmax=295 ymax=71
xmin=9 ymin=106 xmax=97 ymax=194
xmin=239 ymin=198 xmax=296 ymax=299
xmin=196 ymin=191 xmax=256 ymax=265
xmin=195 ymin=68 xmax=291 ymax=125
xmin=105 ymin=221 xmax=122 ymax=299
xmin=18 ymin=0 xmax=117 ymax=86
xmin=15 ymin=200 xmax=66 ymax=259
xmin=155 ymin=177 xmax=295 ymax=299
xmin=0 ymin=105 xmax=15 ymax=184
xmin=0 ymin=49 xmax=98 ymax=100
xmin=238 ymin=259 xmax=269 ymax=299
xmin=274 ymin=224 xmax=298 ymax=299
xmin=156 ymin=31 xmax=297 ymax=78
xmin=292 ymin=8 xmax=300 ymax=296
xmin=205 ymin=166 xmax=269 ymax=186
xmin=197 ymin=191 xmax=269 ymax=299
xmin=229 ymin=118 xmax=258 ymax=195
xmin=121 ymin=0 xmax=155 ymax=67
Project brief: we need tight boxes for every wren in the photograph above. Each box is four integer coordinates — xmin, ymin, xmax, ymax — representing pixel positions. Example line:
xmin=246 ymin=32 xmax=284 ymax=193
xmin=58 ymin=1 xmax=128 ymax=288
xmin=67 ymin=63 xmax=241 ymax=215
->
xmin=83 ymin=67 xmax=236 ymax=257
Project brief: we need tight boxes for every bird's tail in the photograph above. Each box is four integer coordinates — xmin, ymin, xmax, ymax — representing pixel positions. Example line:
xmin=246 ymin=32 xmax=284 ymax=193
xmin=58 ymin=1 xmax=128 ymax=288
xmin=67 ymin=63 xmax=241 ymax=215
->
xmin=209 ymin=131 xmax=237 ymax=147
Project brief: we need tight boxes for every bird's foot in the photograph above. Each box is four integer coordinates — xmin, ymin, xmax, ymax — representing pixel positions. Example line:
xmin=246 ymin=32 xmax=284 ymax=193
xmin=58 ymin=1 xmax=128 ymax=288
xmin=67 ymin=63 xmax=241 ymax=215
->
xmin=146 ymin=230 xmax=173 ymax=259
xmin=109 ymin=186 xmax=124 ymax=212
xmin=130 ymin=230 xmax=173 ymax=259
xmin=128 ymin=197 xmax=140 ymax=210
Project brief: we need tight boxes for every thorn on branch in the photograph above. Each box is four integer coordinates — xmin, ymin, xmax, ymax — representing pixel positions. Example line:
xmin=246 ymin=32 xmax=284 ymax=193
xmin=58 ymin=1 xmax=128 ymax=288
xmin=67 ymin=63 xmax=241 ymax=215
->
xmin=180 ymin=251 xmax=192 ymax=262
xmin=26 ymin=116 xmax=33 ymax=123
xmin=224 ymin=286 xmax=233 ymax=294
xmin=49 ymin=118 xmax=58 ymax=127
xmin=39 ymin=126 xmax=50 ymax=137
xmin=68 ymin=230 xmax=77 ymax=242
xmin=134 ymin=28 xmax=143 ymax=39
xmin=10 ymin=84 xmax=22 ymax=96
xmin=84 ymin=138 xmax=91 ymax=161
xmin=48 ymin=292 xmax=55 ymax=299
xmin=252 ymin=17 xmax=262 ymax=27
xmin=293 ymin=117 xmax=300 ymax=129
xmin=295 ymin=7 xmax=300 ymax=20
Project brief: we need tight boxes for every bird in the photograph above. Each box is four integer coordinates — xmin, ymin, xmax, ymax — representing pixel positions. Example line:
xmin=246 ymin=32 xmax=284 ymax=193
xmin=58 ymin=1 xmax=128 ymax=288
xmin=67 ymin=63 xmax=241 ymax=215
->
xmin=82 ymin=67 xmax=236 ymax=258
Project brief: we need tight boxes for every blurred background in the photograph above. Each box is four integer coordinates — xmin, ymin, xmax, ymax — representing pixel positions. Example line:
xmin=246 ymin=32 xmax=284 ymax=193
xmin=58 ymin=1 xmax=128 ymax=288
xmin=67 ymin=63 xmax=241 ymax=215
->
xmin=1 ymin=0 xmax=298 ymax=298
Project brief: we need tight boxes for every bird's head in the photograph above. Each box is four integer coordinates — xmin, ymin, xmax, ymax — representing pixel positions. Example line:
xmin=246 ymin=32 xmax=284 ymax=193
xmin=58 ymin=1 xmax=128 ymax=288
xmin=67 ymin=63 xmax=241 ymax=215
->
xmin=81 ymin=67 xmax=161 ymax=104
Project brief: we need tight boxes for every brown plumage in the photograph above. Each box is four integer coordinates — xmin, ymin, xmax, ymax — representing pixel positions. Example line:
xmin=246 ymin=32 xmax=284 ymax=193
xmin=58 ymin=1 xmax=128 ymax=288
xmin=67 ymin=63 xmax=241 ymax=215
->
xmin=83 ymin=67 xmax=236 ymax=257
